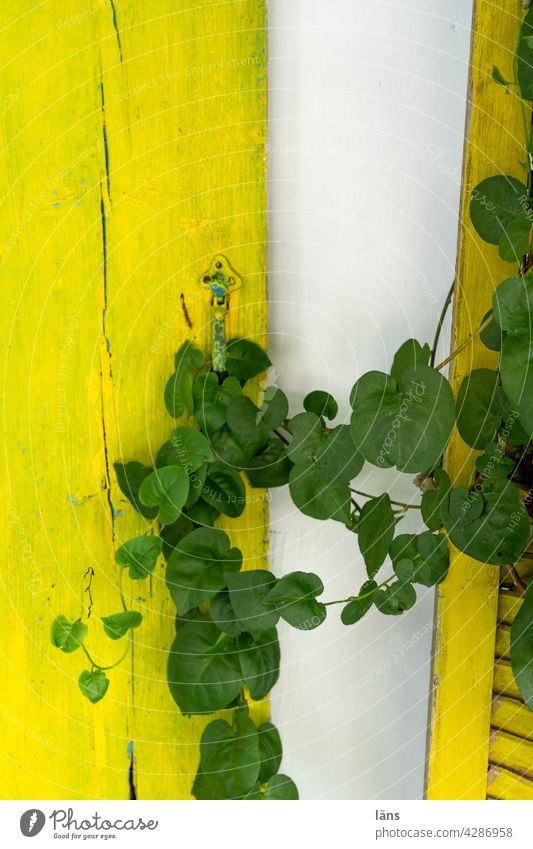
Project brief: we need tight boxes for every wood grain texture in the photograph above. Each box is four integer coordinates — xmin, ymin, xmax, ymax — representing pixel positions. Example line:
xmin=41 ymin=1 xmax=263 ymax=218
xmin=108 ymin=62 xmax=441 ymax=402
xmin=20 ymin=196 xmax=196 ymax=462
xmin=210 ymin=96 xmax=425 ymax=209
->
xmin=0 ymin=0 xmax=267 ymax=799
xmin=425 ymin=0 xmax=527 ymax=800
xmin=487 ymin=765 xmax=533 ymax=799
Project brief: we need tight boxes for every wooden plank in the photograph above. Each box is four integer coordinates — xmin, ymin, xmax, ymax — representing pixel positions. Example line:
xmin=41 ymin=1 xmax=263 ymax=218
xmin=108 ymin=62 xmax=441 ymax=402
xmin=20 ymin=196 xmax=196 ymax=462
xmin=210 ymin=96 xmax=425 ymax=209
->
xmin=498 ymin=592 xmax=523 ymax=625
xmin=494 ymin=661 xmax=522 ymax=701
xmin=425 ymin=0 xmax=527 ymax=800
xmin=487 ymin=766 xmax=533 ymax=800
xmin=489 ymin=730 xmax=533 ymax=778
xmin=0 ymin=0 xmax=267 ymax=800
xmin=492 ymin=697 xmax=533 ymax=740
xmin=494 ymin=625 xmax=511 ymax=660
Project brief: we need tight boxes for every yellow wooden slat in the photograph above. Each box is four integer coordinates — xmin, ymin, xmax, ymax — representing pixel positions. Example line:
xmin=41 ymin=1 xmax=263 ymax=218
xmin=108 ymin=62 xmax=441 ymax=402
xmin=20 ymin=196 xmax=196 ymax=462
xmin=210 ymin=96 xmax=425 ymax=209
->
xmin=0 ymin=0 xmax=267 ymax=800
xmin=492 ymin=697 xmax=533 ymax=739
xmin=495 ymin=625 xmax=511 ymax=659
xmin=494 ymin=661 xmax=522 ymax=701
xmin=425 ymin=0 xmax=527 ymax=800
xmin=498 ymin=592 xmax=523 ymax=625
xmin=489 ymin=730 xmax=533 ymax=777
xmin=487 ymin=766 xmax=533 ymax=800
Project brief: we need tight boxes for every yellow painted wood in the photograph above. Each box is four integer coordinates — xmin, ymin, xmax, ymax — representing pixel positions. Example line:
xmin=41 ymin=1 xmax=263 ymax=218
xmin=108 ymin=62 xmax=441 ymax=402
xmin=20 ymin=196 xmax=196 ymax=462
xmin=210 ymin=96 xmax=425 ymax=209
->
xmin=494 ymin=661 xmax=523 ymax=701
xmin=492 ymin=697 xmax=533 ymax=740
xmin=425 ymin=0 xmax=527 ymax=800
xmin=0 ymin=0 xmax=267 ymax=800
xmin=498 ymin=592 xmax=523 ymax=625
xmin=487 ymin=766 xmax=533 ymax=800
xmin=495 ymin=625 xmax=511 ymax=660
xmin=489 ymin=730 xmax=533 ymax=777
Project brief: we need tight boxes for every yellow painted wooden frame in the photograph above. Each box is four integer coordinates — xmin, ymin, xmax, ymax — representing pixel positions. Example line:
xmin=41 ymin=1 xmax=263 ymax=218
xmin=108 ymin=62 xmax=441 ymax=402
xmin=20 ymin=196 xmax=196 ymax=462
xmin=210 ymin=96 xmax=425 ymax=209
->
xmin=426 ymin=0 xmax=529 ymax=800
xmin=0 ymin=0 xmax=267 ymax=799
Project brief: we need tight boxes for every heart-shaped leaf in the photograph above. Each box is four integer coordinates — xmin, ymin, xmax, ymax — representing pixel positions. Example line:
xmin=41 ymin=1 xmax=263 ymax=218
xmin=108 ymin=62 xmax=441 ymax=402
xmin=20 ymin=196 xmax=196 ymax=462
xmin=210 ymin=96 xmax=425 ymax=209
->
xmin=357 ymin=494 xmax=396 ymax=578
xmin=50 ymin=616 xmax=87 ymax=653
xmin=470 ymin=176 xmax=526 ymax=245
xmin=101 ymin=610 xmax=142 ymax=640
xmin=167 ymin=619 xmax=243 ymax=715
xmin=78 ymin=669 xmax=109 ymax=704
xmin=238 ymin=629 xmax=280 ymax=701
xmin=510 ymin=581 xmax=533 ymax=708
xmin=266 ymin=571 xmax=326 ymax=630
xmin=225 ymin=338 xmax=271 ymax=380
xmin=138 ymin=465 xmax=190 ymax=525
xmin=115 ymin=535 xmax=162 ymax=580
xmin=350 ymin=364 xmax=455 ymax=473
xmin=166 ymin=527 xmax=242 ymax=615
xmin=202 ymin=462 xmax=246 ymax=518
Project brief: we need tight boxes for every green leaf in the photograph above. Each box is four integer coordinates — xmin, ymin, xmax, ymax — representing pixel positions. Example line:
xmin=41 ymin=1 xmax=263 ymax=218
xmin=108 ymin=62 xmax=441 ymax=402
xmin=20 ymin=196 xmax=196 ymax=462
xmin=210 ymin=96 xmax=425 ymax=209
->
xmin=374 ymin=581 xmax=416 ymax=615
xmin=164 ymin=341 xmax=204 ymax=418
xmin=441 ymin=478 xmax=530 ymax=565
xmin=498 ymin=212 xmax=532 ymax=262
xmin=517 ymin=7 xmax=533 ymax=100
xmin=101 ymin=610 xmax=142 ymax=640
xmin=350 ymin=365 xmax=455 ymax=473
xmin=469 ymin=176 xmax=526 ymax=245
xmin=225 ymin=569 xmax=279 ymax=633
xmin=479 ymin=310 xmax=505 ymax=352
xmin=493 ymin=276 xmax=533 ymax=337
xmin=341 ymin=580 xmax=378 ymax=625
xmin=475 ymin=442 xmax=516 ymax=481
xmin=209 ymin=590 xmax=244 ymax=638
xmin=266 ymin=571 xmax=327 ymax=630
xmin=78 ymin=669 xmax=109 ymax=704
xmin=192 ymin=714 xmax=260 ymax=799
xmin=238 ymin=629 xmax=280 ymax=700
xmin=160 ymin=514 xmax=195 ymax=561
xmin=287 ymin=412 xmax=326 ymax=464
xmin=166 ymin=527 xmax=242 ymax=615
xmin=257 ymin=722 xmax=282 ymax=783
xmin=447 ymin=488 xmax=485 ymax=526
xmin=225 ymin=338 xmax=272 ymax=380
xmin=500 ymin=333 xmax=533 ymax=437
xmin=193 ymin=373 xmax=242 ymax=433
xmin=185 ymin=500 xmax=218 ymax=528
xmin=304 ymin=390 xmax=338 ymax=420
xmin=113 ymin=461 xmax=158 ymax=519
xmin=510 ymin=581 xmax=533 ymax=709
xmin=167 ymin=619 xmax=243 ymax=715
xmin=263 ymin=774 xmax=299 ymax=800
xmin=246 ymin=438 xmax=293 ymax=488
xmin=165 ymin=427 xmax=214 ymax=471
xmin=202 ymin=462 xmax=246 ymax=518
xmin=456 ymin=369 xmax=504 ymax=449
xmin=259 ymin=386 xmax=290 ymax=430
xmin=358 ymin=494 xmax=396 ymax=578
xmin=289 ymin=462 xmax=351 ymax=523
xmin=225 ymin=396 xmax=272 ymax=455
xmin=492 ymin=65 xmax=511 ymax=86
xmin=390 ymin=339 xmax=431 ymax=385
xmin=50 ymin=615 xmax=87 ymax=653
xmin=415 ymin=531 xmax=449 ymax=585
xmin=420 ymin=469 xmax=451 ymax=531
xmin=138 ymin=465 xmax=190 ymax=525
xmin=115 ymin=535 xmax=162 ymax=580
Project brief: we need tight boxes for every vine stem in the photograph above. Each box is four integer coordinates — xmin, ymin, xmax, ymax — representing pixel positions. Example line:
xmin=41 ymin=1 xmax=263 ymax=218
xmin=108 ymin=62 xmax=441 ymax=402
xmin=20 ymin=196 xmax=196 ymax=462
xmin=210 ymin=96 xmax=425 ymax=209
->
xmin=274 ymin=428 xmax=290 ymax=446
xmin=430 ymin=278 xmax=456 ymax=368
xmin=434 ymin=314 xmax=493 ymax=372
xmin=324 ymin=574 xmax=395 ymax=606
xmin=81 ymin=641 xmax=130 ymax=672
xmin=118 ymin=567 xmax=128 ymax=614
xmin=349 ymin=488 xmax=421 ymax=510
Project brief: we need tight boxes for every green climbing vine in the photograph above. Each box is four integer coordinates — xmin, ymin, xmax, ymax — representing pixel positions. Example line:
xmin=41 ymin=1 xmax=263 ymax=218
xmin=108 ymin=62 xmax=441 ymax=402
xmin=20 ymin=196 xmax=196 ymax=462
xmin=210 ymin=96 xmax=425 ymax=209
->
xmin=52 ymin=5 xmax=533 ymax=800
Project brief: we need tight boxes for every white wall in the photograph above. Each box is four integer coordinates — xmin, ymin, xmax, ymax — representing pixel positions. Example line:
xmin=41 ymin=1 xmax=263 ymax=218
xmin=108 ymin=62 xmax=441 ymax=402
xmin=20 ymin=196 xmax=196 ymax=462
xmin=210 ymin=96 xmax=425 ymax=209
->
xmin=267 ymin=0 xmax=473 ymax=799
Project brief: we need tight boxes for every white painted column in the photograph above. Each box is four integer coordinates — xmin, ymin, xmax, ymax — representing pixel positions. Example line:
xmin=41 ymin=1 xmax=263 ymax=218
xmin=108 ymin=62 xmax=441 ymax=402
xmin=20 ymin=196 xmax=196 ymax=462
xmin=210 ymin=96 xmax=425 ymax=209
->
xmin=267 ymin=0 xmax=473 ymax=799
